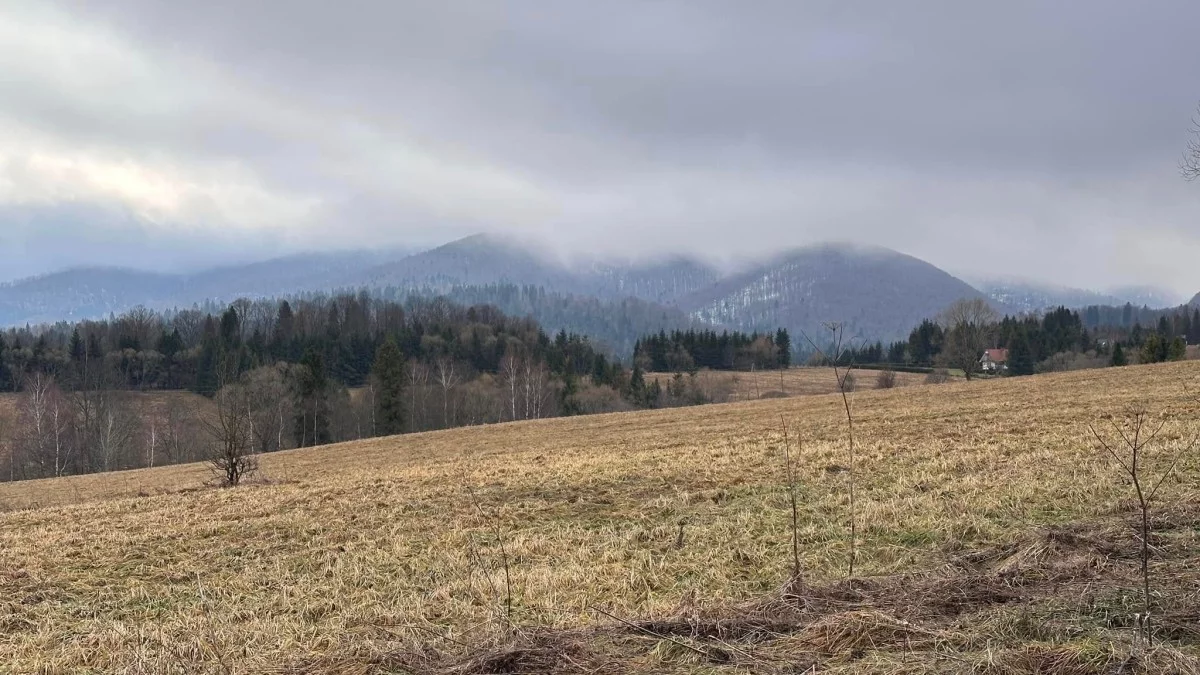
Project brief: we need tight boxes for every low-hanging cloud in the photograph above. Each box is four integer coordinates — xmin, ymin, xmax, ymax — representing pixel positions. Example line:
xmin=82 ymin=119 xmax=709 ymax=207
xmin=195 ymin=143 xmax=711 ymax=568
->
xmin=2 ymin=0 xmax=1199 ymax=294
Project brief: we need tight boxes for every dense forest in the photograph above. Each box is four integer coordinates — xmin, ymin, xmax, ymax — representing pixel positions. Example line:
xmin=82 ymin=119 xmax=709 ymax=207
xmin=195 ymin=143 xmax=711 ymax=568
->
xmin=632 ymin=329 xmax=792 ymax=372
xmin=0 ymin=293 xmax=726 ymax=483
xmin=1080 ymin=302 xmax=1200 ymax=336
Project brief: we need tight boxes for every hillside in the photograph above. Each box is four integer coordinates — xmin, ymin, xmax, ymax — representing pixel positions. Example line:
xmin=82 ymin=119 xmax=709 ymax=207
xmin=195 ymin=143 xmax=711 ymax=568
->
xmin=0 ymin=268 xmax=180 ymax=326
xmin=677 ymin=243 xmax=994 ymax=343
xmin=585 ymin=257 xmax=721 ymax=304
xmin=3 ymin=362 xmax=1200 ymax=672
xmin=363 ymin=234 xmax=581 ymax=293
xmin=0 ymin=249 xmax=413 ymax=326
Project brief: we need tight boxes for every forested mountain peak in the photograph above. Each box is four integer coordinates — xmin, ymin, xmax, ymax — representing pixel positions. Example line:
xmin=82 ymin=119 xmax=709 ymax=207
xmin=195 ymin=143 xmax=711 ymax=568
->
xmin=675 ymin=242 xmax=993 ymax=343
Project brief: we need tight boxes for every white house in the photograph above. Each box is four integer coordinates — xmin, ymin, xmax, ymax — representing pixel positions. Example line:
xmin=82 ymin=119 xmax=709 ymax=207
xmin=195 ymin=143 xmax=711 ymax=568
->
xmin=980 ymin=348 xmax=1009 ymax=373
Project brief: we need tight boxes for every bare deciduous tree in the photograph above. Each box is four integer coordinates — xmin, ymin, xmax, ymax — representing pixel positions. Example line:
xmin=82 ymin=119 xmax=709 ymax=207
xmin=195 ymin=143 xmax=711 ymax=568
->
xmin=119 ymin=305 xmax=160 ymax=350
xmin=18 ymin=372 xmax=72 ymax=478
xmin=243 ymin=365 xmax=293 ymax=453
xmin=171 ymin=309 xmax=206 ymax=348
xmin=406 ymin=361 xmax=430 ymax=432
xmin=938 ymin=298 xmax=997 ymax=380
xmin=520 ymin=358 xmax=550 ymax=420
xmin=435 ymin=357 xmax=462 ymax=428
xmin=94 ymin=393 xmax=138 ymax=473
xmin=499 ymin=350 xmax=522 ymax=422
xmin=1184 ymin=103 xmax=1200 ymax=181
xmin=206 ymin=381 xmax=258 ymax=487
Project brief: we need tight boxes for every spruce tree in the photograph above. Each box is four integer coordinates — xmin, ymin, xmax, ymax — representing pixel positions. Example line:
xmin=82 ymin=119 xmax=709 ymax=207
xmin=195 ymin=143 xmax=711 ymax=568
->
xmin=1169 ymin=336 xmax=1188 ymax=362
xmin=0 ymin=334 xmax=10 ymax=392
xmin=629 ymin=365 xmax=647 ymax=406
xmin=1140 ymin=334 xmax=1163 ymax=365
xmin=1110 ymin=342 xmax=1128 ymax=367
xmin=1008 ymin=333 xmax=1035 ymax=376
xmin=294 ymin=349 xmax=331 ymax=447
xmin=560 ymin=371 xmax=582 ymax=416
xmin=775 ymin=328 xmax=792 ymax=368
xmin=371 ymin=338 xmax=406 ymax=436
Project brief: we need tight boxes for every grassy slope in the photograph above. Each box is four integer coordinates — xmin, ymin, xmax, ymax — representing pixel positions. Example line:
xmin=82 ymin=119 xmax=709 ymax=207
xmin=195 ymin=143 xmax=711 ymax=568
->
xmin=2 ymin=363 xmax=1200 ymax=672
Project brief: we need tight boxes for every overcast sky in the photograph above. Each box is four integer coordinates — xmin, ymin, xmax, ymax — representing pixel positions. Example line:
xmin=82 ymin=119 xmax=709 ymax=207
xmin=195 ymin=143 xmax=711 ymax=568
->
xmin=1 ymin=1 xmax=1198 ymax=294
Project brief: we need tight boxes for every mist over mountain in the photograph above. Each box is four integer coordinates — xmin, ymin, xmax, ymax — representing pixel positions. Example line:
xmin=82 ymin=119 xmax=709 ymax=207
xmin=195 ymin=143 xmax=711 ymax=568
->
xmin=2 ymin=234 xmax=1188 ymax=353
xmin=675 ymin=244 xmax=996 ymax=344
xmin=970 ymin=278 xmax=1184 ymax=314
xmin=0 ymin=249 xmax=413 ymax=326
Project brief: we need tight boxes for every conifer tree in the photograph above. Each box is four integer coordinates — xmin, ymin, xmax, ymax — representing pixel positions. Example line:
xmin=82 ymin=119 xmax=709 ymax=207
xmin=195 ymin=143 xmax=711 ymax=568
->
xmin=1008 ymin=333 xmax=1035 ymax=376
xmin=629 ymin=364 xmax=647 ymax=406
xmin=1140 ymin=334 xmax=1165 ymax=364
xmin=371 ymin=337 xmax=406 ymax=436
xmin=1168 ymin=336 xmax=1187 ymax=362
xmin=1110 ymin=342 xmax=1128 ymax=367
xmin=775 ymin=328 xmax=792 ymax=368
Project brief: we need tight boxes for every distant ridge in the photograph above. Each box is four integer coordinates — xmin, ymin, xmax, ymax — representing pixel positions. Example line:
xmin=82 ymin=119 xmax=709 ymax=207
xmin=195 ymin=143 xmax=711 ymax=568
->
xmin=971 ymin=277 xmax=1183 ymax=313
xmin=1 ymin=233 xmax=1161 ymax=350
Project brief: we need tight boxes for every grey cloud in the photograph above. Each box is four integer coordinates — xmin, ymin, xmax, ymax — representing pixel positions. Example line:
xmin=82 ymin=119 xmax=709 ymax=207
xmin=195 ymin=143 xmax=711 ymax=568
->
xmin=4 ymin=0 xmax=1200 ymax=293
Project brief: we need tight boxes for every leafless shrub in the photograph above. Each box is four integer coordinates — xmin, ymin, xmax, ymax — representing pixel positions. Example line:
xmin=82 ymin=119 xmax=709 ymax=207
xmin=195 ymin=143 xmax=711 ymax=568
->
xmin=1039 ymin=351 xmax=1107 ymax=373
xmin=925 ymin=369 xmax=950 ymax=384
xmin=1088 ymin=409 xmax=1197 ymax=644
xmin=875 ymin=370 xmax=897 ymax=389
xmin=205 ymin=383 xmax=258 ymax=487
xmin=574 ymin=381 xmax=635 ymax=414
xmin=465 ymin=483 xmax=515 ymax=630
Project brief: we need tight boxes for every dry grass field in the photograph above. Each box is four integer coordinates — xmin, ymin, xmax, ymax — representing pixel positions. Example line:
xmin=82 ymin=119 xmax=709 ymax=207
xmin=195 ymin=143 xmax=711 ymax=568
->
xmin=3 ymin=362 xmax=1200 ymax=673
xmin=648 ymin=366 xmax=931 ymax=402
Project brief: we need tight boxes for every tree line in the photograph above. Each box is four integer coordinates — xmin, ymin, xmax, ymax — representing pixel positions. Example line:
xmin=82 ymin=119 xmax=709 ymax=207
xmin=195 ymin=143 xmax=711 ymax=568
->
xmin=0 ymin=293 xmax=736 ymax=483
xmin=879 ymin=300 xmax=1194 ymax=378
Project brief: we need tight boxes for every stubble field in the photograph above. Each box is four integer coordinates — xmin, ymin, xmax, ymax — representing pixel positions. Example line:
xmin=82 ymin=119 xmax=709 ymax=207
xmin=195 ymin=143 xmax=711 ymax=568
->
xmin=647 ymin=366 xmax=931 ymax=402
xmin=2 ymin=362 xmax=1200 ymax=673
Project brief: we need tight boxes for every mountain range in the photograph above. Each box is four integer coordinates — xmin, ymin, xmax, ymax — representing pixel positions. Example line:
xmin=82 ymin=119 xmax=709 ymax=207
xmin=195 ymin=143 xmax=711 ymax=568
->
xmin=0 ymin=234 xmax=1187 ymax=352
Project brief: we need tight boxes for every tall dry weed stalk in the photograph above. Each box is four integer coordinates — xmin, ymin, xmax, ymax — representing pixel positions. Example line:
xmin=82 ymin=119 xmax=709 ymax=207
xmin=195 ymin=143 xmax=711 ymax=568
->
xmin=780 ymin=417 xmax=802 ymax=581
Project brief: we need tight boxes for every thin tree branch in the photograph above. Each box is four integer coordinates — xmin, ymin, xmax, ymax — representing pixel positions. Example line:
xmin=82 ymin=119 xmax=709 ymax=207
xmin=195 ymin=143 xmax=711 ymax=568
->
xmin=588 ymin=605 xmax=714 ymax=659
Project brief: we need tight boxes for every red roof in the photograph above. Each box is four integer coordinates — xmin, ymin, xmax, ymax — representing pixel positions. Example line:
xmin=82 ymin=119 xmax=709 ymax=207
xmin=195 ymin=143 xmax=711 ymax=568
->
xmin=983 ymin=348 xmax=1009 ymax=362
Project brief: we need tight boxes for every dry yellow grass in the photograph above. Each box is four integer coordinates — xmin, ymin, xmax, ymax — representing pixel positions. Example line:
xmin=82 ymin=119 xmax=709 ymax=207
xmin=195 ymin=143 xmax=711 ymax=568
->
xmin=3 ymin=362 xmax=1200 ymax=673
xmin=648 ymin=366 xmax=930 ymax=401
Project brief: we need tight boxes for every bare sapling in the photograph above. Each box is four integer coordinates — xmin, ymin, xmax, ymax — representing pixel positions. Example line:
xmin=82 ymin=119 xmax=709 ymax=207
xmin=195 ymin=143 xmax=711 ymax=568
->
xmin=802 ymin=321 xmax=859 ymax=579
xmin=780 ymin=417 xmax=802 ymax=584
xmin=1089 ymin=408 xmax=1197 ymax=644
xmin=465 ymin=483 xmax=515 ymax=629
